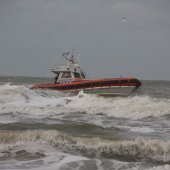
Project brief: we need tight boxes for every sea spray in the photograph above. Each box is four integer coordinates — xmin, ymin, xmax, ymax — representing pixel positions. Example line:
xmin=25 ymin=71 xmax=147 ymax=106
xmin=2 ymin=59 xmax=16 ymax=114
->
xmin=0 ymin=84 xmax=170 ymax=119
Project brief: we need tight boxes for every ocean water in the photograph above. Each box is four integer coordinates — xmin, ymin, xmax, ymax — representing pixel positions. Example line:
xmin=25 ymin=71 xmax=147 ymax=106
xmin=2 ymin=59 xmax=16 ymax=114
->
xmin=0 ymin=76 xmax=170 ymax=170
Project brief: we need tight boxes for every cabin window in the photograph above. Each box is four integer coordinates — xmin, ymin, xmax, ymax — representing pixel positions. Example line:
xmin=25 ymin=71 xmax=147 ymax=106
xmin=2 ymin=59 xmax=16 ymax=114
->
xmin=62 ymin=72 xmax=72 ymax=78
xmin=74 ymin=72 xmax=81 ymax=78
xmin=67 ymin=85 xmax=74 ymax=89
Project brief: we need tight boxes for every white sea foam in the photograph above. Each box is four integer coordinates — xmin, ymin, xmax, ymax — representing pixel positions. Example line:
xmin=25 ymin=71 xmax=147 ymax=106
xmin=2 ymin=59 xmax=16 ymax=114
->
xmin=129 ymin=164 xmax=170 ymax=170
xmin=0 ymin=84 xmax=30 ymax=101
xmin=0 ymin=84 xmax=170 ymax=120
xmin=0 ymin=130 xmax=170 ymax=163
xmin=147 ymin=165 xmax=170 ymax=170
xmin=68 ymin=94 xmax=170 ymax=119
xmin=0 ymin=141 xmax=88 ymax=170
xmin=129 ymin=127 xmax=155 ymax=133
xmin=116 ymin=125 xmax=155 ymax=134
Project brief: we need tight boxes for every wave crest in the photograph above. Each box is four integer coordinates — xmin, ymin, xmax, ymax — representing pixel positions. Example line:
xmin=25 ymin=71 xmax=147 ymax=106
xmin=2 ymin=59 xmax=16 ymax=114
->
xmin=1 ymin=84 xmax=170 ymax=119
xmin=0 ymin=130 xmax=170 ymax=162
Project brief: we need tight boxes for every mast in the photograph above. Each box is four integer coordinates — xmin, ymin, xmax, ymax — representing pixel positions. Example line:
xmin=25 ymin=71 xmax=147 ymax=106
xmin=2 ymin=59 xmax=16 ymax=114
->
xmin=61 ymin=50 xmax=78 ymax=66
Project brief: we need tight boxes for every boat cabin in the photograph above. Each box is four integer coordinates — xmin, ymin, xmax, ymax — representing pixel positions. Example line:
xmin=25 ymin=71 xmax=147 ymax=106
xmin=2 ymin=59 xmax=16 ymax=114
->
xmin=51 ymin=54 xmax=86 ymax=84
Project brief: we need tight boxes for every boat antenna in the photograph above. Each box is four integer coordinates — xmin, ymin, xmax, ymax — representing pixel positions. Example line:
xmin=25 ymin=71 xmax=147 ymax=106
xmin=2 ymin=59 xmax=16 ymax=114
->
xmin=61 ymin=51 xmax=76 ymax=65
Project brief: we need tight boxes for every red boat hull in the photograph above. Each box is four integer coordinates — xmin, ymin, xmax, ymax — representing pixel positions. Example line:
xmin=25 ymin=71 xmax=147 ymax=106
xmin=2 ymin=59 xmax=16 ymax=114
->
xmin=31 ymin=78 xmax=141 ymax=96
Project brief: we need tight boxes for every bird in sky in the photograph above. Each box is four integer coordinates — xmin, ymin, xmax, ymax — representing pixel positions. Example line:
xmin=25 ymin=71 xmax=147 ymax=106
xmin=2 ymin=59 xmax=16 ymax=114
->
xmin=121 ymin=17 xmax=126 ymax=22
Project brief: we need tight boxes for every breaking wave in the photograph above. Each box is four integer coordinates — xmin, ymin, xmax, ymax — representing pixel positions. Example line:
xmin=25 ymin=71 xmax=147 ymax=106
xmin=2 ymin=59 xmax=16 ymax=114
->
xmin=0 ymin=84 xmax=31 ymax=101
xmin=0 ymin=84 xmax=170 ymax=119
xmin=0 ymin=130 xmax=170 ymax=163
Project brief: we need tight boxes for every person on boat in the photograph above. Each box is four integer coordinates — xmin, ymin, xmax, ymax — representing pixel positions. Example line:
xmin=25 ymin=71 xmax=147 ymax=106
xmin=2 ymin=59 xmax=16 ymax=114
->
xmin=54 ymin=74 xmax=59 ymax=84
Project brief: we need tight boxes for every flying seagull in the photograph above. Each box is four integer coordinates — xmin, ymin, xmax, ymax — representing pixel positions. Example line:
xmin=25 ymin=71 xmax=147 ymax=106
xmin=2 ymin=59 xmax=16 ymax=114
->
xmin=121 ymin=17 xmax=126 ymax=22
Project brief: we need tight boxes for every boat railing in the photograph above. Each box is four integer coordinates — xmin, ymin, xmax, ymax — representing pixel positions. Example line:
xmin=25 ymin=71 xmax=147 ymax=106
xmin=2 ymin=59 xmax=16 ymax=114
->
xmin=51 ymin=65 xmax=71 ymax=72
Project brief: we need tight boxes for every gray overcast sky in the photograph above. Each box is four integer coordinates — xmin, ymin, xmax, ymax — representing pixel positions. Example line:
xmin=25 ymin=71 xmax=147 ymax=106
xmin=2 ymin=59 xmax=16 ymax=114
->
xmin=0 ymin=0 xmax=170 ymax=80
